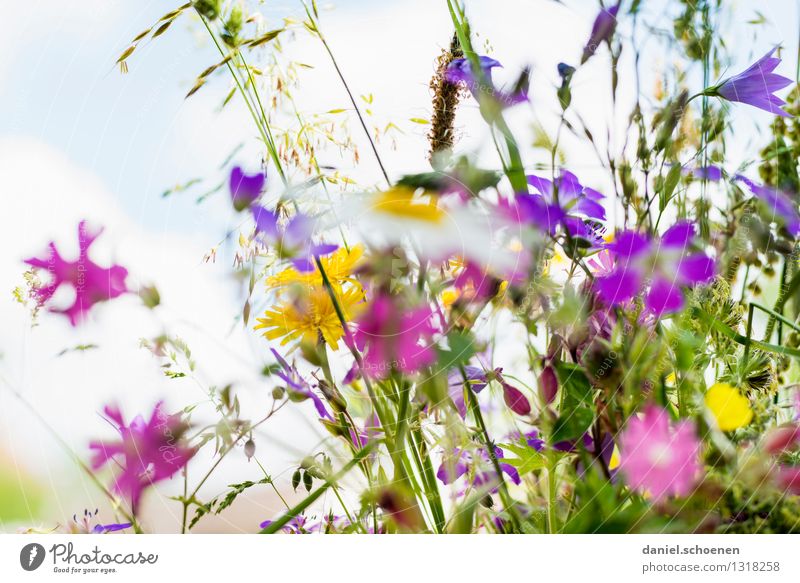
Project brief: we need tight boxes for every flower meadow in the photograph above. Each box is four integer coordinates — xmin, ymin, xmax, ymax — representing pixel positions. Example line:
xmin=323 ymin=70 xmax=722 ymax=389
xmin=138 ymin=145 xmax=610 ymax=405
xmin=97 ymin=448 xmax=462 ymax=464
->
xmin=12 ymin=0 xmax=800 ymax=535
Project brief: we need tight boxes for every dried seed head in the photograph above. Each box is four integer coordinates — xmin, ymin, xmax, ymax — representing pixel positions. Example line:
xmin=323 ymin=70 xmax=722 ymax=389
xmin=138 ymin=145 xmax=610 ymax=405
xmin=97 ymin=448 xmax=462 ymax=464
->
xmin=427 ymin=34 xmax=464 ymax=171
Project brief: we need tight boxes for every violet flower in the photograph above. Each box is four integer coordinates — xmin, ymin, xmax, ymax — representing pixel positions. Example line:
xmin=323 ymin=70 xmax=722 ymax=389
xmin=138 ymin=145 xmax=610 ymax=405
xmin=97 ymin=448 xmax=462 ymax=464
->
xmin=447 ymin=366 xmax=530 ymax=416
xmin=67 ymin=509 xmax=131 ymax=534
xmin=89 ymin=402 xmax=195 ymax=513
xmin=445 ymin=56 xmax=529 ymax=108
xmin=704 ymin=47 xmax=793 ymax=117
xmin=252 ymin=206 xmax=338 ymax=272
xmin=594 ymin=222 xmax=715 ymax=315
xmin=581 ymin=3 xmax=620 ymax=64
xmin=24 ymin=221 xmax=129 ymax=326
xmin=436 ymin=446 xmax=521 ymax=489
xmin=230 ymin=166 xmax=266 ymax=211
xmin=735 ymin=175 xmax=800 ymax=237
xmin=507 ymin=171 xmax=606 ymax=245
xmin=270 ymin=348 xmax=333 ymax=420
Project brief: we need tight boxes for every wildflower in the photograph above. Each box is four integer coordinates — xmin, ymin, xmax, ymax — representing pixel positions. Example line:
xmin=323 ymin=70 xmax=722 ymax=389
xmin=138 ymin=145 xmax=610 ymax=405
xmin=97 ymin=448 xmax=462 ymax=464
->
xmin=67 ymin=509 xmax=130 ymax=534
xmin=89 ymin=402 xmax=195 ymax=513
xmin=705 ymin=382 xmax=753 ymax=432
xmin=354 ymin=293 xmax=437 ymax=378
xmin=255 ymin=285 xmax=364 ymax=350
xmin=270 ymin=348 xmax=332 ymax=420
xmin=735 ymin=175 xmax=800 ymax=237
xmin=445 ymin=56 xmax=529 ymax=108
xmin=581 ymin=2 xmax=620 ymax=64
xmin=370 ymin=186 xmax=443 ymax=223
xmin=266 ymin=245 xmax=364 ymax=291
xmin=594 ymin=222 xmax=715 ymax=315
xmin=447 ymin=365 xmax=491 ymax=417
xmin=501 ymin=170 xmax=606 ymax=244
xmin=229 ymin=166 xmax=265 ymax=211
xmin=24 ymin=221 xmax=128 ymax=326
xmin=453 ymin=260 xmax=503 ymax=302
xmin=703 ymin=47 xmax=792 ymax=117
xmin=436 ymin=446 xmax=521 ymax=488
xmin=618 ymin=405 xmax=701 ymax=501
xmin=252 ymin=206 xmax=338 ymax=272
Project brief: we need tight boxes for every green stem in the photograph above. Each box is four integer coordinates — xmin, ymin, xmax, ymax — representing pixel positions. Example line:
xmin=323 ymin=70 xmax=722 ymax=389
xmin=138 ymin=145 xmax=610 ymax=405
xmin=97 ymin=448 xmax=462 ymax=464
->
xmin=260 ymin=443 xmax=376 ymax=533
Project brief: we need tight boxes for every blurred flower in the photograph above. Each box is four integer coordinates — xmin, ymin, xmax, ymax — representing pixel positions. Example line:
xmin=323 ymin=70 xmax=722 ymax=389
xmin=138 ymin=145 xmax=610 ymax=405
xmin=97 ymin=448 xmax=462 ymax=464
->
xmin=594 ymin=222 xmax=715 ymax=315
xmin=270 ymin=348 xmax=332 ymax=420
xmin=354 ymin=294 xmax=437 ymax=378
xmin=776 ymin=466 xmax=800 ymax=495
xmin=255 ymin=285 xmax=364 ymax=350
xmin=618 ymin=405 xmax=701 ymax=501
xmin=581 ymin=2 xmax=620 ymax=64
xmin=705 ymin=382 xmax=753 ymax=432
xmin=252 ymin=206 xmax=338 ymax=272
xmin=763 ymin=424 xmax=800 ymax=456
xmin=704 ymin=47 xmax=792 ymax=117
xmin=89 ymin=402 xmax=195 ymax=513
xmin=229 ymin=166 xmax=265 ymax=211
xmin=24 ymin=221 xmax=129 ymax=326
xmin=735 ymin=175 xmax=800 ymax=237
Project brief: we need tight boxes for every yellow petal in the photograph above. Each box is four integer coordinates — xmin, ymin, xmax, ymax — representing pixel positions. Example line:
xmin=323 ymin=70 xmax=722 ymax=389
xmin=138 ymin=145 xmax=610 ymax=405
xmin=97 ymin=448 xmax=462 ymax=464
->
xmin=705 ymin=382 xmax=753 ymax=432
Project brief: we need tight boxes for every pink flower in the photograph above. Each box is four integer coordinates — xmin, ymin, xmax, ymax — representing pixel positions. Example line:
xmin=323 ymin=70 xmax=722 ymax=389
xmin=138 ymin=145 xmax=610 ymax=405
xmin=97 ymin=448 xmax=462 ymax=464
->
xmin=89 ymin=402 xmax=195 ymax=513
xmin=354 ymin=294 xmax=437 ymax=379
xmin=618 ymin=405 xmax=701 ymax=501
xmin=24 ymin=221 xmax=128 ymax=326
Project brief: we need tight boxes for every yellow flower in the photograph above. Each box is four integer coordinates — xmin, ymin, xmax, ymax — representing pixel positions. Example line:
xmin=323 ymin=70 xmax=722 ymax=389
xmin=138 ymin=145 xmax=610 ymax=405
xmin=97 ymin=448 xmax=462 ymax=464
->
xmin=267 ymin=245 xmax=364 ymax=291
xmin=254 ymin=285 xmax=364 ymax=349
xmin=371 ymin=187 xmax=443 ymax=223
xmin=441 ymin=288 xmax=460 ymax=307
xmin=705 ymin=382 xmax=753 ymax=431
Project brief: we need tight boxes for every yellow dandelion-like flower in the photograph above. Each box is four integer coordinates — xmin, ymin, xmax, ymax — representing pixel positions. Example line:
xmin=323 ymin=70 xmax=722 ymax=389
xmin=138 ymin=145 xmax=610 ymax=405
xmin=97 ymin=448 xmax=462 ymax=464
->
xmin=705 ymin=382 xmax=753 ymax=432
xmin=254 ymin=286 xmax=365 ymax=350
xmin=267 ymin=245 xmax=364 ymax=291
xmin=371 ymin=186 xmax=443 ymax=223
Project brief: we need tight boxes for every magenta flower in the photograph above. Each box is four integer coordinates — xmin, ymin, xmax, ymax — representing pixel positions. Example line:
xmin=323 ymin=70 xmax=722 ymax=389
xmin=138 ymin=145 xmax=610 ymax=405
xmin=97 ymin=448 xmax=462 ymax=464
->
xmin=230 ymin=166 xmax=265 ymax=212
xmin=252 ymin=206 xmax=338 ymax=272
xmin=24 ymin=221 xmax=129 ymax=326
xmin=89 ymin=402 xmax=195 ymax=513
xmin=445 ymin=56 xmax=529 ymax=108
xmin=581 ymin=3 xmax=620 ymax=64
xmin=618 ymin=405 xmax=701 ymax=501
xmin=354 ymin=294 xmax=437 ymax=378
xmin=706 ymin=47 xmax=792 ymax=117
xmin=594 ymin=222 xmax=715 ymax=315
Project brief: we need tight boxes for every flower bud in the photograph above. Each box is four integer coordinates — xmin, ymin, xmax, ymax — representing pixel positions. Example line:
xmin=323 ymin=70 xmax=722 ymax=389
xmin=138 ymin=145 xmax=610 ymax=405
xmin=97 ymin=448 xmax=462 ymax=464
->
xmin=763 ymin=424 xmax=800 ymax=456
xmin=244 ymin=439 xmax=256 ymax=461
xmin=538 ymin=365 xmax=559 ymax=404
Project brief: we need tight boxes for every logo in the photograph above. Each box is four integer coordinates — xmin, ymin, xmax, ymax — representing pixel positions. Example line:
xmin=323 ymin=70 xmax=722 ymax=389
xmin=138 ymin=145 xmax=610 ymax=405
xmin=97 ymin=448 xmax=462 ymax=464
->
xmin=20 ymin=543 xmax=46 ymax=571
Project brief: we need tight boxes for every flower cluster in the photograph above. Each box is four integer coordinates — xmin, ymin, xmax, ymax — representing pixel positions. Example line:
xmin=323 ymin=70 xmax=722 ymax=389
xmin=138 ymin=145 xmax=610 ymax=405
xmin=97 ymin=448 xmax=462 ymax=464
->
xmin=18 ymin=0 xmax=800 ymax=535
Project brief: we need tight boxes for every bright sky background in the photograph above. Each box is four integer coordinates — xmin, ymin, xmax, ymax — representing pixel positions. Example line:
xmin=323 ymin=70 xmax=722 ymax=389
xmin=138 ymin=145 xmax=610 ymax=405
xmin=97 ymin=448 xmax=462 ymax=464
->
xmin=1 ymin=0 xmax=798 ymax=531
